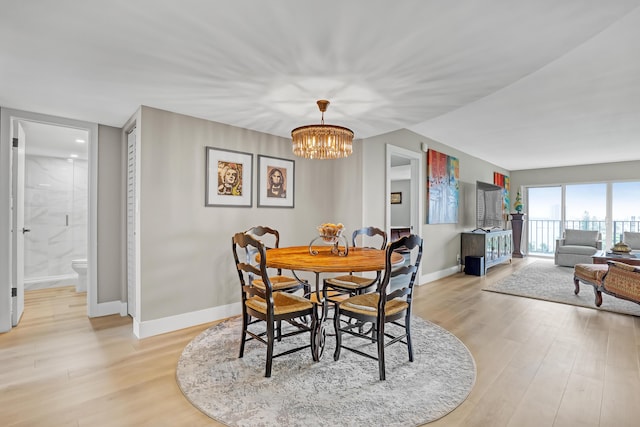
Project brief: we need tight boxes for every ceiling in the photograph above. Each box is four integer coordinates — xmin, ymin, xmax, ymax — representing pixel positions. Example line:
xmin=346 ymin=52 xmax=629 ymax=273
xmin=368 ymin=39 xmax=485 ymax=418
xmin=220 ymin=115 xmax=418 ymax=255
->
xmin=2 ymin=1 xmax=639 ymax=171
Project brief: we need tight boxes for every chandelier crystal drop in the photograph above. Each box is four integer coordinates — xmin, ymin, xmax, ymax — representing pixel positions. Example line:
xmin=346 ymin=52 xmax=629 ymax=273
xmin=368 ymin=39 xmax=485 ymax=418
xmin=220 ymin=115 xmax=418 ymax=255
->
xmin=291 ymin=100 xmax=354 ymax=159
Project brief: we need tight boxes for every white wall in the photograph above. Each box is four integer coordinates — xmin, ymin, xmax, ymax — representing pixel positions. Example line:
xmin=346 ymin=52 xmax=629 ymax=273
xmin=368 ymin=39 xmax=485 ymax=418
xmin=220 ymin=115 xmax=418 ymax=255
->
xmin=136 ymin=106 xmax=352 ymax=323
xmin=13 ymin=104 xmax=637 ymax=336
xmin=510 ymin=160 xmax=640 ymax=193
xmin=361 ymin=129 xmax=510 ymax=275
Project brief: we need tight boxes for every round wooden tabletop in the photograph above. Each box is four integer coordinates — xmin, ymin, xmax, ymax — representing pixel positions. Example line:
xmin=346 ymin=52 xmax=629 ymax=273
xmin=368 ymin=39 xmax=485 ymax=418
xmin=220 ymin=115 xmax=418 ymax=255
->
xmin=263 ymin=245 xmax=404 ymax=273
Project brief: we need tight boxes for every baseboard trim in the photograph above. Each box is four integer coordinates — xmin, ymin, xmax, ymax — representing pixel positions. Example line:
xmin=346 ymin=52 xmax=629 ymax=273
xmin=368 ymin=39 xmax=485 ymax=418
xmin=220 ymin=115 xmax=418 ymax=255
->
xmin=24 ymin=273 xmax=76 ymax=284
xmin=124 ymin=264 xmax=460 ymax=339
xmin=98 ymin=265 xmax=458 ymax=338
xmin=133 ymin=302 xmax=242 ymax=339
xmin=419 ymin=265 xmax=460 ymax=285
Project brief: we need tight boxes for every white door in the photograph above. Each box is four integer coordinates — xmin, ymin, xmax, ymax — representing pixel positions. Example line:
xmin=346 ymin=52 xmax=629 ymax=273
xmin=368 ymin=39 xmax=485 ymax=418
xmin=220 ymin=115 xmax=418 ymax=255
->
xmin=126 ymin=128 xmax=138 ymax=318
xmin=11 ymin=122 xmax=26 ymax=326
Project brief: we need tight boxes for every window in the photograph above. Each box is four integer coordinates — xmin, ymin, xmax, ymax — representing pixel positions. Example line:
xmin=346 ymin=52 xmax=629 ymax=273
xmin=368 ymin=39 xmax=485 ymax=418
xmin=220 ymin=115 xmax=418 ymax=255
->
xmin=525 ymin=181 xmax=640 ymax=255
xmin=565 ymin=183 xmax=606 ymax=241
xmin=612 ymin=182 xmax=640 ymax=243
xmin=527 ymin=186 xmax=561 ymax=254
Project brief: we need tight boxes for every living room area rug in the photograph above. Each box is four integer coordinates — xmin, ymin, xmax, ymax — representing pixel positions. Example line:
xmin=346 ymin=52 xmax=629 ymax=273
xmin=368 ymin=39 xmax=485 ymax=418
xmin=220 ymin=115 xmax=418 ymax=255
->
xmin=483 ymin=261 xmax=640 ymax=317
xmin=176 ymin=315 xmax=476 ymax=427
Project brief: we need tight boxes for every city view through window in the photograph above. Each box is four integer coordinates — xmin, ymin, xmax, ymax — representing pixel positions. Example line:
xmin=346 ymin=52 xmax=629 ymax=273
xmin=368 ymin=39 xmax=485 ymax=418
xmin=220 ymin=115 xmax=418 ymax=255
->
xmin=526 ymin=182 xmax=640 ymax=255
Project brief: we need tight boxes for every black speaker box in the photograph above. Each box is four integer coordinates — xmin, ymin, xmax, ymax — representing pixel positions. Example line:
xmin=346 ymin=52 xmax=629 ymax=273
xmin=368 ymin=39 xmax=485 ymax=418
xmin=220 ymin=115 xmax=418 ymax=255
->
xmin=464 ymin=256 xmax=485 ymax=276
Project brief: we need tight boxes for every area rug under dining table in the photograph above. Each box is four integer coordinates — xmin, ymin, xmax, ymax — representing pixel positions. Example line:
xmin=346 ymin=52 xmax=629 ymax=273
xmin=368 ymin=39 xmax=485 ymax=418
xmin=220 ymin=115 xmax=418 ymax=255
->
xmin=176 ymin=315 xmax=476 ymax=427
xmin=483 ymin=261 xmax=640 ymax=317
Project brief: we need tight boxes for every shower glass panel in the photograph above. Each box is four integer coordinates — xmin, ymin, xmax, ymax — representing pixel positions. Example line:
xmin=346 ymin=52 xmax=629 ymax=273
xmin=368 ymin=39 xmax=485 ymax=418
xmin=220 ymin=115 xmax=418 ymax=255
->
xmin=23 ymin=155 xmax=87 ymax=289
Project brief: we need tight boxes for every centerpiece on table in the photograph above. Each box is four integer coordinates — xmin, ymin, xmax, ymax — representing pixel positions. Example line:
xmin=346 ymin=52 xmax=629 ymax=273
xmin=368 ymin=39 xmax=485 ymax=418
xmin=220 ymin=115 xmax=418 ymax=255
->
xmin=610 ymin=241 xmax=632 ymax=255
xmin=310 ymin=222 xmax=348 ymax=256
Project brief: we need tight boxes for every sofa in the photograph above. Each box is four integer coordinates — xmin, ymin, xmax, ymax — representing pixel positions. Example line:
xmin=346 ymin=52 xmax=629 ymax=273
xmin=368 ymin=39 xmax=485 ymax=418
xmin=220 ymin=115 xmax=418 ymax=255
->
xmin=623 ymin=231 xmax=640 ymax=250
xmin=574 ymin=261 xmax=640 ymax=307
xmin=555 ymin=229 xmax=602 ymax=267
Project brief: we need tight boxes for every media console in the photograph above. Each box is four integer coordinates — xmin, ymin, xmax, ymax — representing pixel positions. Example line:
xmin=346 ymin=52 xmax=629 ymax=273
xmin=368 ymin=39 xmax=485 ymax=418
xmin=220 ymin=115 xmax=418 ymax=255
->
xmin=461 ymin=229 xmax=512 ymax=275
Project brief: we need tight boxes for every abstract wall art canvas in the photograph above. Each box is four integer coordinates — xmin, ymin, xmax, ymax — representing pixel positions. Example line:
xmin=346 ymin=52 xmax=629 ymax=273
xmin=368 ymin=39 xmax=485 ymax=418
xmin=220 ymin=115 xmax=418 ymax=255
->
xmin=427 ymin=149 xmax=459 ymax=224
xmin=493 ymin=172 xmax=510 ymax=219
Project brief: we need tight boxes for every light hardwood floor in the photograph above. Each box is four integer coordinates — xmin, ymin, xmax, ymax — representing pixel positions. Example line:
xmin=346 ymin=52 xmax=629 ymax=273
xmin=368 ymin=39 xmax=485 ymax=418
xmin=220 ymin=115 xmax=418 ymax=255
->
xmin=1 ymin=258 xmax=639 ymax=426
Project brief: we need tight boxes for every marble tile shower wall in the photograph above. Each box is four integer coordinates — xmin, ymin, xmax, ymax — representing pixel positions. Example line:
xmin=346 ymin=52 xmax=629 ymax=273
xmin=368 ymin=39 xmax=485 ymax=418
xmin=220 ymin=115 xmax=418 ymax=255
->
xmin=24 ymin=155 xmax=87 ymax=289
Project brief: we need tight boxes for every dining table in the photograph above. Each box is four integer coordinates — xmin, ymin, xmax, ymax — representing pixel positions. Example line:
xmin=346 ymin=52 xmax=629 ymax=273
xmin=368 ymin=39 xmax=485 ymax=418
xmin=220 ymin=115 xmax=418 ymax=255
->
xmin=261 ymin=244 xmax=405 ymax=360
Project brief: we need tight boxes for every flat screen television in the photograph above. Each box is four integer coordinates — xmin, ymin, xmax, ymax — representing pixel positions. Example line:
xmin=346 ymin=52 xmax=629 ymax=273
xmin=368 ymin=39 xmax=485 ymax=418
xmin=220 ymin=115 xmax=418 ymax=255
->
xmin=475 ymin=181 xmax=504 ymax=231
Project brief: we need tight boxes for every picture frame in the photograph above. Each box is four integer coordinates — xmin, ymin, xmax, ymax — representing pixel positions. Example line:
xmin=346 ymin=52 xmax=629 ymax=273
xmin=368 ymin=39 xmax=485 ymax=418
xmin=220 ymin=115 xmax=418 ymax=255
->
xmin=391 ymin=192 xmax=402 ymax=204
xmin=257 ymin=155 xmax=295 ymax=208
xmin=205 ymin=146 xmax=253 ymax=207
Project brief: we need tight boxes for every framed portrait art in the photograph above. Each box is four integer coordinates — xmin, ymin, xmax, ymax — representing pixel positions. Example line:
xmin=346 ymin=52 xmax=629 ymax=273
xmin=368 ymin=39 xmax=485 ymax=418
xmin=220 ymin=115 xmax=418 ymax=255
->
xmin=257 ymin=155 xmax=294 ymax=208
xmin=205 ymin=147 xmax=253 ymax=207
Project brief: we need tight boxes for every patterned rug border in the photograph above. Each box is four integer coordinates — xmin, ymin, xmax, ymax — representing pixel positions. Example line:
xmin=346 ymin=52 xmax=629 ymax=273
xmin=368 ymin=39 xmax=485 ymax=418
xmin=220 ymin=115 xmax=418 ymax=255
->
xmin=176 ymin=315 xmax=476 ymax=427
xmin=483 ymin=261 xmax=640 ymax=317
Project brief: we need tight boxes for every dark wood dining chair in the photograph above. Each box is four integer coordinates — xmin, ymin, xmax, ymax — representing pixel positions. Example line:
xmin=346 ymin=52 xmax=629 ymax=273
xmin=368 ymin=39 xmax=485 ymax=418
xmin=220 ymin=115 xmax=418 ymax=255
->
xmin=245 ymin=225 xmax=312 ymax=340
xmin=232 ymin=232 xmax=319 ymax=377
xmin=322 ymin=226 xmax=387 ymax=303
xmin=332 ymin=234 xmax=423 ymax=380
xmin=244 ymin=225 xmax=310 ymax=296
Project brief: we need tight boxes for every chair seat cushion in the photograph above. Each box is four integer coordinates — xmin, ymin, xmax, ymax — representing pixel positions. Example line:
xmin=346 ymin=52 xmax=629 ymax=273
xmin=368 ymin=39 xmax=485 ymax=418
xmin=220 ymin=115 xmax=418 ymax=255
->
xmin=557 ymin=245 xmax=599 ymax=256
xmin=325 ymin=275 xmax=376 ymax=290
xmin=252 ymin=275 xmax=300 ymax=291
xmin=341 ymin=293 xmax=408 ymax=317
xmin=246 ymin=292 xmax=313 ymax=315
xmin=574 ymin=263 xmax=609 ymax=285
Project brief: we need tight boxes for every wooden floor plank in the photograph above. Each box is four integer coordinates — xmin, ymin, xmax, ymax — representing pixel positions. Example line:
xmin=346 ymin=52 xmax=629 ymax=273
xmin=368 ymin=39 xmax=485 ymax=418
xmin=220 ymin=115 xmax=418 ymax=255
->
xmin=2 ymin=260 xmax=640 ymax=426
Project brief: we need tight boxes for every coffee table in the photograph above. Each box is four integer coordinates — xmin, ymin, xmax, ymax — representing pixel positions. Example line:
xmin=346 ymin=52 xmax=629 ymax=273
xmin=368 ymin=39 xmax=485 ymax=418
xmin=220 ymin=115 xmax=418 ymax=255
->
xmin=592 ymin=250 xmax=640 ymax=266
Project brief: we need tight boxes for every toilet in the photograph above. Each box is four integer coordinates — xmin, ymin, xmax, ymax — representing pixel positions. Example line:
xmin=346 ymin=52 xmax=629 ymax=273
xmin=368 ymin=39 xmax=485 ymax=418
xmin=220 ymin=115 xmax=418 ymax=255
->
xmin=71 ymin=259 xmax=87 ymax=292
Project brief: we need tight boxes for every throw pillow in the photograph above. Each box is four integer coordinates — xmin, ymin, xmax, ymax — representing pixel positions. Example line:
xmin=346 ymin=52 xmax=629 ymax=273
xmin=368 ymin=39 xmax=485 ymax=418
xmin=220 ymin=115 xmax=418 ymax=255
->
xmin=623 ymin=231 xmax=640 ymax=250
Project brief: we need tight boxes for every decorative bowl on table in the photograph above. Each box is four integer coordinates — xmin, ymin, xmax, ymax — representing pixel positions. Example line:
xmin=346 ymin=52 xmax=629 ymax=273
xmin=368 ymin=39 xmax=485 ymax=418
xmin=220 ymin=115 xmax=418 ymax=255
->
xmin=317 ymin=223 xmax=344 ymax=244
xmin=611 ymin=241 xmax=632 ymax=254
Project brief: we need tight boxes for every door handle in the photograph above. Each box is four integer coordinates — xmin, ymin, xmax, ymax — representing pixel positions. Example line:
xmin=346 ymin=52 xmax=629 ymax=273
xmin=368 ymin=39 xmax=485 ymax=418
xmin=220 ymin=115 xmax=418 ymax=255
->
xmin=22 ymin=227 xmax=31 ymax=234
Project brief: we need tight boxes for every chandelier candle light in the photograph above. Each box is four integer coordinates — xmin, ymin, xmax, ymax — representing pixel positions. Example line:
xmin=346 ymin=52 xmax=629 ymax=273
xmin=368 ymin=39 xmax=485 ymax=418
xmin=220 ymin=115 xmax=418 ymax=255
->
xmin=291 ymin=100 xmax=354 ymax=159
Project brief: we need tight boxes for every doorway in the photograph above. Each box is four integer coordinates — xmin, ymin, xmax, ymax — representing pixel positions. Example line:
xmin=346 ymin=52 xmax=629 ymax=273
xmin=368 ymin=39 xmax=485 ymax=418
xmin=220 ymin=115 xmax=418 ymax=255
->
xmin=385 ymin=144 xmax=423 ymax=276
xmin=21 ymin=122 xmax=89 ymax=292
xmin=0 ymin=108 xmax=98 ymax=332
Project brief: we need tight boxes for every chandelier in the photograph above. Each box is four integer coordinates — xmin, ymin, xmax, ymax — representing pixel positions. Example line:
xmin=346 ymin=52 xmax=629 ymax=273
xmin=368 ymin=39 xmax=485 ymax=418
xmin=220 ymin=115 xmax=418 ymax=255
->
xmin=291 ymin=100 xmax=354 ymax=159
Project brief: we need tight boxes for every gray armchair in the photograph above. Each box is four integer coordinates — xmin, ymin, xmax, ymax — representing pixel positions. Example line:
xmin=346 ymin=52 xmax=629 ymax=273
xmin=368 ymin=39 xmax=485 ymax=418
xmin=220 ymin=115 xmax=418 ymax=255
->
xmin=622 ymin=231 xmax=640 ymax=250
xmin=555 ymin=229 xmax=602 ymax=267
